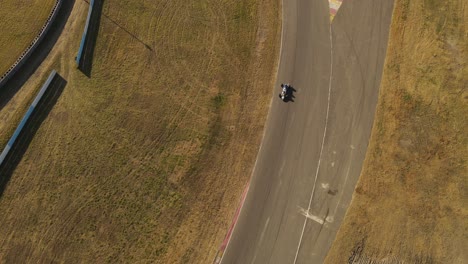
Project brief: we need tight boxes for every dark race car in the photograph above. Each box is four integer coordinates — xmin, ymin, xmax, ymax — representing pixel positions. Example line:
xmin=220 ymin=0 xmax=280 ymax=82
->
xmin=279 ymin=83 xmax=290 ymax=101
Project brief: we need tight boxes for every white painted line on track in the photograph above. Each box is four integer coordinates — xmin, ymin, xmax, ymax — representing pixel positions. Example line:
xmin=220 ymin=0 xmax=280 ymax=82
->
xmin=303 ymin=213 xmax=325 ymax=225
xmin=293 ymin=22 xmax=334 ymax=264
xmin=299 ymin=207 xmax=333 ymax=225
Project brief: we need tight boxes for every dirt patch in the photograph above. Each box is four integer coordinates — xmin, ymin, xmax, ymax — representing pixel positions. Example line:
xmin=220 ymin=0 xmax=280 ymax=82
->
xmin=325 ymin=0 xmax=467 ymax=263
xmin=0 ymin=0 xmax=280 ymax=263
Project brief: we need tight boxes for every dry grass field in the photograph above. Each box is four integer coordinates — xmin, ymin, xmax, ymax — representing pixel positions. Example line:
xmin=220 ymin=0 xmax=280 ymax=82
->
xmin=326 ymin=0 xmax=467 ymax=263
xmin=0 ymin=0 xmax=56 ymax=75
xmin=0 ymin=0 xmax=280 ymax=263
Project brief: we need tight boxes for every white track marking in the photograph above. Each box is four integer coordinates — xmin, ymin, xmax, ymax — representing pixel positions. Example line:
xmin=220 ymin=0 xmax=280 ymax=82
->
xmin=299 ymin=207 xmax=333 ymax=225
xmin=301 ymin=211 xmax=324 ymax=225
xmin=293 ymin=23 xmax=334 ymax=264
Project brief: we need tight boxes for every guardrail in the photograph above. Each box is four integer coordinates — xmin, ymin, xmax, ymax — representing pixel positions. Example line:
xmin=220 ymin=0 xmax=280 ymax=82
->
xmin=0 ymin=70 xmax=57 ymax=167
xmin=75 ymin=0 xmax=95 ymax=67
xmin=0 ymin=0 xmax=62 ymax=89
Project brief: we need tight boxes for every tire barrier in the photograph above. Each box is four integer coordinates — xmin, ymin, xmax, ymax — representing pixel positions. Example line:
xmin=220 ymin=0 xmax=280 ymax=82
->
xmin=0 ymin=70 xmax=57 ymax=167
xmin=0 ymin=0 xmax=62 ymax=90
xmin=75 ymin=0 xmax=95 ymax=67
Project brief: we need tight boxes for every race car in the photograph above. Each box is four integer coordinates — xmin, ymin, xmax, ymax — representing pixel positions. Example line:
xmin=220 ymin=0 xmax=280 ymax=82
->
xmin=279 ymin=83 xmax=290 ymax=101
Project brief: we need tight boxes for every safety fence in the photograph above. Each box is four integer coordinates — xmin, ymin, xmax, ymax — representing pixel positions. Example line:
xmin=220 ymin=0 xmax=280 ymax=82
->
xmin=75 ymin=0 xmax=95 ymax=67
xmin=0 ymin=70 xmax=57 ymax=167
xmin=0 ymin=0 xmax=62 ymax=89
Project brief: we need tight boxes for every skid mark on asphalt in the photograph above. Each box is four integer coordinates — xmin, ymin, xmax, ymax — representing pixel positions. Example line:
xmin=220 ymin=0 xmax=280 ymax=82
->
xmin=332 ymin=146 xmax=354 ymax=217
xmin=259 ymin=217 xmax=271 ymax=245
xmin=252 ymin=217 xmax=271 ymax=264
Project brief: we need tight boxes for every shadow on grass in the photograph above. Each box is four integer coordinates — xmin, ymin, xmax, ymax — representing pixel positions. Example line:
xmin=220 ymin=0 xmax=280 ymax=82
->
xmin=77 ymin=0 xmax=105 ymax=77
xmin=0 ymin=74 xmax=67 ymax=198
xmin=102 ymin=11 xmax=153 ymax=51
xmin=0 ymin=0 xmax=75 ymax=112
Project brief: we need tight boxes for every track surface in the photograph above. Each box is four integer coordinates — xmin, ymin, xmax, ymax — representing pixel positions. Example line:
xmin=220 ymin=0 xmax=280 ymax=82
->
xmin=221 ymin=0 xmax=394 ymax=263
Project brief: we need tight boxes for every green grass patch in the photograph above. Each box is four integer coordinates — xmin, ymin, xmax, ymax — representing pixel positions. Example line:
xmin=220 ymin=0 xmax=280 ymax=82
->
xmin=211 ymin=93 xmax=226 ymax=110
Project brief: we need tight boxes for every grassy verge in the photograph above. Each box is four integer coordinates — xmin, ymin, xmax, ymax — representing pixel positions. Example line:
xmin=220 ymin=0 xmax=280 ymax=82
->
xmin=0 ymin=0 xmax=280 ymax=263
xmin=325 ymin=0 xmax=467 ymax=263
xmin=0 ymin=0 xmax=56 ymax=75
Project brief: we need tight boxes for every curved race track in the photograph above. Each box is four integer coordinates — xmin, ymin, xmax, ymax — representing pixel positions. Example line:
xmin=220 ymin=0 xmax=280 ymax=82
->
xmin=221 ymin=0 xmax=394 ymax=263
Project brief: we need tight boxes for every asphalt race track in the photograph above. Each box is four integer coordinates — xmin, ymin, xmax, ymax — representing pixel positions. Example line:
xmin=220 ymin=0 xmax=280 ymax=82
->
xmin=220 ymin=0 xmax=394 ymax=263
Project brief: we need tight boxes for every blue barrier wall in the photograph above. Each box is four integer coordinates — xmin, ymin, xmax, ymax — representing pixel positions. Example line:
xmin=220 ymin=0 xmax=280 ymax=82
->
xmin=0 ymin=1 xmax=62 ymax=90
xmin=0 ymin=70 xmax=57 ymax=167
xmin=76 ymin=0 xmax=95 ymax=66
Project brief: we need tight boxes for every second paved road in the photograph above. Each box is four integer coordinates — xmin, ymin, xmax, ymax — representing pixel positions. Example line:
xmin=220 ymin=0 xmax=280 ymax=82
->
xmin=221 ymin=0 xmax=394 ymax=263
